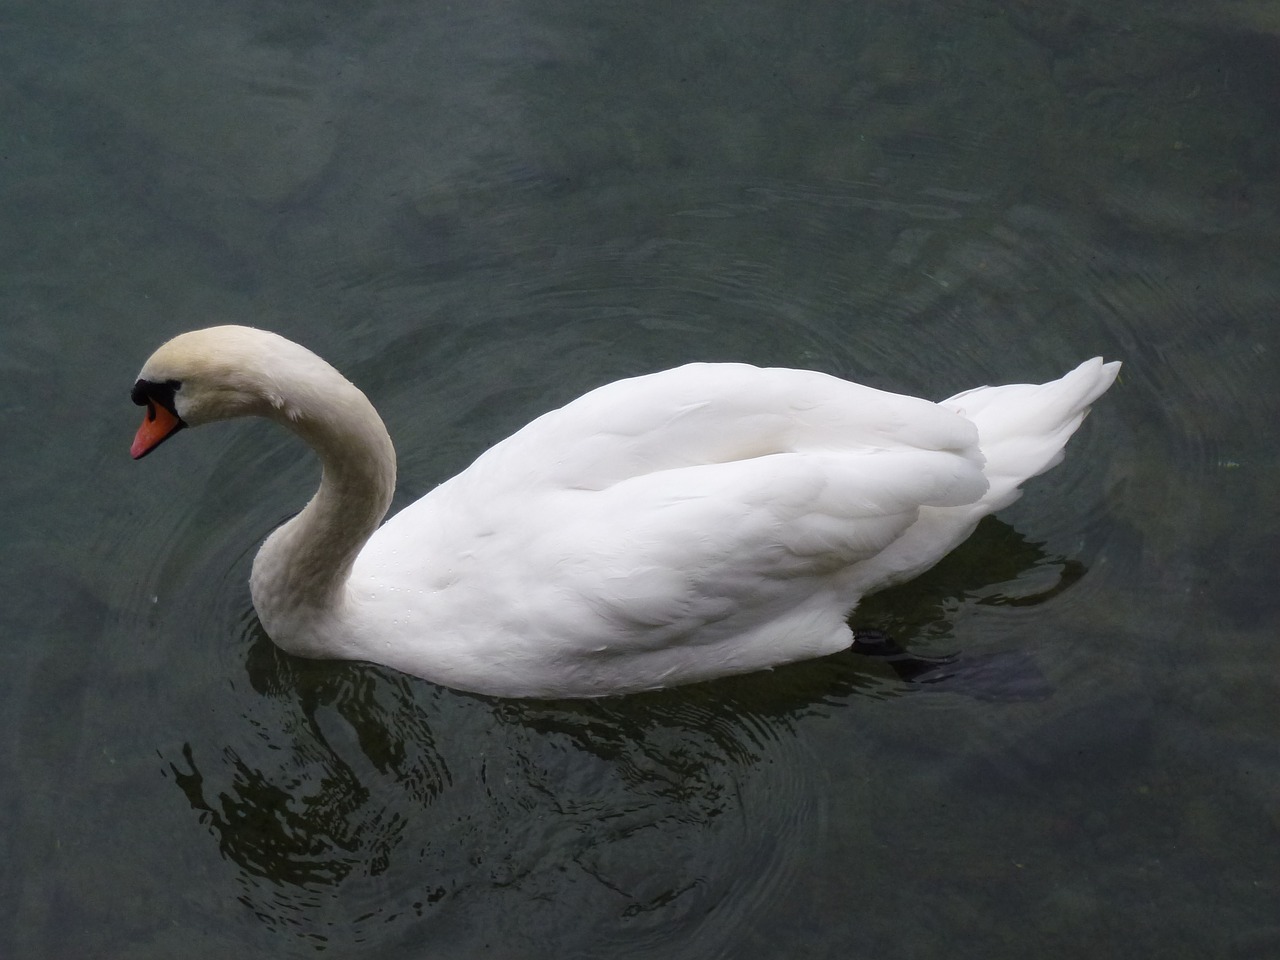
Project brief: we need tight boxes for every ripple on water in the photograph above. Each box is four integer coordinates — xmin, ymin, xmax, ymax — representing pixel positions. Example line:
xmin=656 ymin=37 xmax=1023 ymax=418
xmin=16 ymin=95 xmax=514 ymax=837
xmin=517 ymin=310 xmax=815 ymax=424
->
xmin=156 ymin=639 xmax=826 ymax=956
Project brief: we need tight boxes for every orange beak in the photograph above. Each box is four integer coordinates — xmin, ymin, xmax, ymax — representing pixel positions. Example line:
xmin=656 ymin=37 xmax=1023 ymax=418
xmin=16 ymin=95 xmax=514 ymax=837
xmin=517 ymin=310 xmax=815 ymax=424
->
xmin=131 ymin=402 xmax=185 ymax=459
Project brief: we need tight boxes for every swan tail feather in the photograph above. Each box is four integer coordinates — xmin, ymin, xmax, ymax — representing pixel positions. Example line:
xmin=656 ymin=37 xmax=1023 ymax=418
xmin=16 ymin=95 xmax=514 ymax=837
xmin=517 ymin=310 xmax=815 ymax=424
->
xmin=941 ymin=357 xmax=1120 ymax=512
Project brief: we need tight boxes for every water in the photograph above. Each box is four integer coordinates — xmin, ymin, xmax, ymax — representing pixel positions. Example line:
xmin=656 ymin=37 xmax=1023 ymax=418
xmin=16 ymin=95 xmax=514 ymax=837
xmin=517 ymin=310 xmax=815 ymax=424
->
xmin=3 ymin=1 xmax=1278 ymax=957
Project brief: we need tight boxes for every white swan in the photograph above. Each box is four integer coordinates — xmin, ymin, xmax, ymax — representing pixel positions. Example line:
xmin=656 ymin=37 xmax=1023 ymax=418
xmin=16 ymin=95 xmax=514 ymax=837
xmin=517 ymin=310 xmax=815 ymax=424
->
xmin=130 ymin=326 xmax=1119 ymax=698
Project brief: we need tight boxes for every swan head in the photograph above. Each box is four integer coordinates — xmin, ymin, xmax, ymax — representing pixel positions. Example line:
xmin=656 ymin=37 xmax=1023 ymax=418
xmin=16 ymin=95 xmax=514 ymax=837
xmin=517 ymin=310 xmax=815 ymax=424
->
xmin=130 ymin=325 xmax=349 ymax=459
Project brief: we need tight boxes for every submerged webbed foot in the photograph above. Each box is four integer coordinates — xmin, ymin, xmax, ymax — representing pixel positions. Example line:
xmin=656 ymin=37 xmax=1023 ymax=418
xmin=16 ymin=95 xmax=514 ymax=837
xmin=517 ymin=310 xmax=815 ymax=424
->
xmin=851 ymin=628 xmax=1051 ymax=702
xmin=851 ymin=629 xmax=959 ymax=683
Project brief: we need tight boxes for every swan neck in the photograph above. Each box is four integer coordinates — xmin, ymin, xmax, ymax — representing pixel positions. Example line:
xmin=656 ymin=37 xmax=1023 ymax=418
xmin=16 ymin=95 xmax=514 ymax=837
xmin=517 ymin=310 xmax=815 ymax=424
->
xmin=249 ymin=375 xmax=396 ymax=646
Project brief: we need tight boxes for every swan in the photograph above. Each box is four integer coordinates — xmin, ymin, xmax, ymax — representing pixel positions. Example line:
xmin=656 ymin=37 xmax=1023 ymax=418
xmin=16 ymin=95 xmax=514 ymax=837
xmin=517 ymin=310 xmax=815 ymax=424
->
xmin=130 ymin=326 xmax=1119 ymax=698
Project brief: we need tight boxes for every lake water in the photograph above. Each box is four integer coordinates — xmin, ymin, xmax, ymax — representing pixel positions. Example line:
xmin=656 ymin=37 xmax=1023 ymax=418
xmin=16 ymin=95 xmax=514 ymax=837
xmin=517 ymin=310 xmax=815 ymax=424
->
xmin=3 ymin=1 xmax=1278 ymax=957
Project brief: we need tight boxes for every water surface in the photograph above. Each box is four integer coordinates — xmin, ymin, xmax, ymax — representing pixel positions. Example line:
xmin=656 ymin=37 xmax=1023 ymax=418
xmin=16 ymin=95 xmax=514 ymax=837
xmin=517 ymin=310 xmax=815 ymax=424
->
xmin=3 ymin=1 xmax=1278 ymax=957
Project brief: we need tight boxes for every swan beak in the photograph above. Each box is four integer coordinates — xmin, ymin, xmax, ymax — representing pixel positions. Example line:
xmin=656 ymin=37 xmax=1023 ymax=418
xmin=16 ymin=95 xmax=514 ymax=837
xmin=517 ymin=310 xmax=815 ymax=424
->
xmin=131 ymin=403 xmax=185 ymax=459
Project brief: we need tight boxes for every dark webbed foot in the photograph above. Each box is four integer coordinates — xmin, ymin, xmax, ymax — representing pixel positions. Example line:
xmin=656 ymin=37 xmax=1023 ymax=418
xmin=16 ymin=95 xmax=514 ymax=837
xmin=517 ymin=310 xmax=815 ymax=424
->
xmin=851 ymin=628 xmax=1051 ymax=702
xmin=851 ymin=629 xmax=960 ymax=683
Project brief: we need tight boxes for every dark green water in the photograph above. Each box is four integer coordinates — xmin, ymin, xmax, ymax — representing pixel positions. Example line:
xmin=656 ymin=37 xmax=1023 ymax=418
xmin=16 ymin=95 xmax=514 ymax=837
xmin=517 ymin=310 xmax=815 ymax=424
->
xmin=3 ymin=1 xmax=1278 ymax=957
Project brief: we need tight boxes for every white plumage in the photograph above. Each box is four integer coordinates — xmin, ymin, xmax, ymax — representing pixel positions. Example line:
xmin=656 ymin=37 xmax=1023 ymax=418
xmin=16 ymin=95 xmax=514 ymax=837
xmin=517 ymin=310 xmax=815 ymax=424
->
xmin=131 ymin=326 xmax=1119 ymax=698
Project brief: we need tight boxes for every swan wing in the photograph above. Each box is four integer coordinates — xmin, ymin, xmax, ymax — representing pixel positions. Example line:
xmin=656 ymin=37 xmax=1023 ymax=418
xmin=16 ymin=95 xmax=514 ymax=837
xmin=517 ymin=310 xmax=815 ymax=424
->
xmin=354 ymin=362 xmax=993 ymax=695
xmin=538 ymin=444 xmax=989 ymax=641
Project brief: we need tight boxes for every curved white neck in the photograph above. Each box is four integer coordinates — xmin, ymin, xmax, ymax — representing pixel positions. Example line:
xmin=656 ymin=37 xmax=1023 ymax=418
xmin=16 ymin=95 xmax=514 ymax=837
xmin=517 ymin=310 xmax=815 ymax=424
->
xmin=248 ymin=374 xmax=396 ymax=655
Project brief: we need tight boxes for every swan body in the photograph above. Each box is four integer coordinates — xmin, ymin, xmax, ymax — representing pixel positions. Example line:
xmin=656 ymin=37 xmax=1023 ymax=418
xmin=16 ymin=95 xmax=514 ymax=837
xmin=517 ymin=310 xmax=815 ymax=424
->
xmin=131 ymin=326 xmax=1119 ymax=698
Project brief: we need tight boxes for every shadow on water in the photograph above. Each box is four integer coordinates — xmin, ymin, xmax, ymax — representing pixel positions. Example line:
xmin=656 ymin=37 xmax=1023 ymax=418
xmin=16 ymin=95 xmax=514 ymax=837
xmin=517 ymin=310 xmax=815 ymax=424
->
xmin=156 ymin=515 xmax=1086 ymax=956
